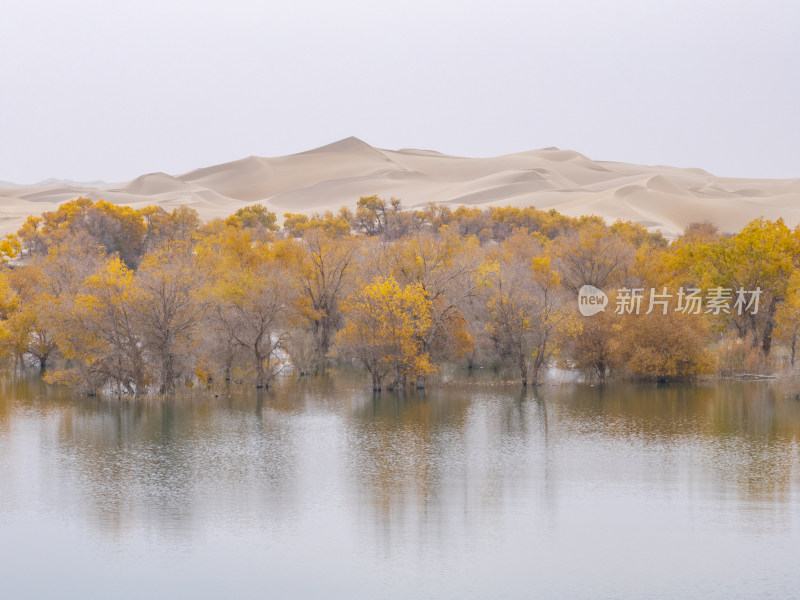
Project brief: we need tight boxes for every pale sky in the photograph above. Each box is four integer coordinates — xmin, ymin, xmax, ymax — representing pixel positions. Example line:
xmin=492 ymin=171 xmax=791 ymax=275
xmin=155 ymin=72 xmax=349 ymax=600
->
xmin=1 ymin=0 xmax=798 ymax=183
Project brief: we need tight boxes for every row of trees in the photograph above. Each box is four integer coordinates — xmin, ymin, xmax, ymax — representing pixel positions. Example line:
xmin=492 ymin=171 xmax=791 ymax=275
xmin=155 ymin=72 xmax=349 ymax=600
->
xmin=1 ymin=196 xmax=799 ymax=395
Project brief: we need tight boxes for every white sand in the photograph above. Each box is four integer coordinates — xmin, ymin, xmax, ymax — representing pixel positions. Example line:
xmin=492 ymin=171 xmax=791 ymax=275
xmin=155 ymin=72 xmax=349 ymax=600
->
xmin=1 ymin=137 xmax=798 ymax=238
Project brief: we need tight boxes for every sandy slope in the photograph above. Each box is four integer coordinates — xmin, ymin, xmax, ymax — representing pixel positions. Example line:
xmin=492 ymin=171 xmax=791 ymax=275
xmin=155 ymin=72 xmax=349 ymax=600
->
xmin=1 ymin=137 xmax=798 ymax=238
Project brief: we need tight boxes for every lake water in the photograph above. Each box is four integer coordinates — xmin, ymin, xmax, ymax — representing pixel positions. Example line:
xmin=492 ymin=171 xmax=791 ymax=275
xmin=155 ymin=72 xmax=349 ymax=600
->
xmin=1 ymin=374 xmax=799 ymax=599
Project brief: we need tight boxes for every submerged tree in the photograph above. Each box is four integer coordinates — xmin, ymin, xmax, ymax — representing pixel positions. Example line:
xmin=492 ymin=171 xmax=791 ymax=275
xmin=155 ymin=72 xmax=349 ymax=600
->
xmin=374 ymin=228 xmax=478 ymax=369
xmin=134 ymin=243 xmax=207 ymax=394
xmin=2 ymin=267 xmax=57 ymax=372
xmin=1 ymin=238 xmax=105 ymax=372
xmin=201 ymin=230 xmax=295 ymax=388
xmin=337 ymin=276 xmax=434 ymax=390
xmin=282 ymin=228 xmax=357 ymax=372
xmin=47 ymin=256 xmax=147 ymax=395
xmin=8 ymin=197 xmax=799 ymax=392
xmin=478 ymin=231 xmax=577 ymax=385
xmin=610 ymin=310 xmax=717 ymax=382
xmin=569 ymin=309 xmax=618 ymax=383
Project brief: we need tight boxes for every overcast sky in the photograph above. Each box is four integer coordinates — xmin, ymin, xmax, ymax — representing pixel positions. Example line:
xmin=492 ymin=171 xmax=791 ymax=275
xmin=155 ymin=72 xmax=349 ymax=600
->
xmin=1 ymin=0 xmax=798 ymax=183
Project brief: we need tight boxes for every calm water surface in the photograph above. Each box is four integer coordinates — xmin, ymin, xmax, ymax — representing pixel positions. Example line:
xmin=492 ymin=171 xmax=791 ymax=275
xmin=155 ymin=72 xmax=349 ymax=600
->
xmin=1 ymin=374 xmax=799 ymax=599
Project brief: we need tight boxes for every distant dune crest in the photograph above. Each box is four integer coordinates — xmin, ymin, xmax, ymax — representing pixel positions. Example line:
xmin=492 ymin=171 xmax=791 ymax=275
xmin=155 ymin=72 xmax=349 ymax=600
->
xmin=1 ymin=137 xmax=798 ymax=237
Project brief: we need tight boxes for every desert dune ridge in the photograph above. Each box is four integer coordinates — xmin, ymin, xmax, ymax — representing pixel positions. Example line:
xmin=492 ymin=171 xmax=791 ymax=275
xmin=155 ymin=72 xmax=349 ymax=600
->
xmin=2 ymin=137 xmax=798 ymax=238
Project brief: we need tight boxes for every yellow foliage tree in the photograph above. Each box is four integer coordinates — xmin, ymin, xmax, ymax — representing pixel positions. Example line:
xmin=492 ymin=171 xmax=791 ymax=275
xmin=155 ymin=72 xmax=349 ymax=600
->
xmin=274 ymin=229 xmax=357 ymax=372
xmin=18 ymin=197 xmax=149 ymax=266
xmin=17 ymin=215 xmax=44 ymax=256
xmin=201 ymin=234 xmax=296 ymax=388
xmin=679 ymin=218 xmax=800 ymax=355
xmin=553 ymin=220 xmax=634 ymax=294
xmin=1 ymin=238 xmax=105 ymax=372
xmin=0 ymin=273 xmax=20 ymax=359
xmin=2 ymin=267 xmax=56 ymax=371
xmin=134 ymin=242 xmax=207 ymax=394
xmin=283 ymin=210 xmax=351 ymax=238
xmin=48 ymin=256 xmax=147 ymax=395
xmin=140 ymin=205 xmax=200 ymax=252
xmin=479 ymin=231 xmax=578 ymax=385
xmin=610 ymin=310 xmax=717 ymax=381
xmin=375 ymin=228 xmax=478 ymax=366
xmin=0 ymin=235 xmax=21 ymax=264
xmin=337 ymin=277 xmax=435 ymax=390
xmin=775 ymin=270 xmax=800 ymax=367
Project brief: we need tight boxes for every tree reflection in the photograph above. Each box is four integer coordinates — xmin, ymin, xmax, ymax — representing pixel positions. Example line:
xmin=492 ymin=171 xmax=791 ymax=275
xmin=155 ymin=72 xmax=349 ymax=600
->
xmin=1 ymin=374 xmax=799 ymax=551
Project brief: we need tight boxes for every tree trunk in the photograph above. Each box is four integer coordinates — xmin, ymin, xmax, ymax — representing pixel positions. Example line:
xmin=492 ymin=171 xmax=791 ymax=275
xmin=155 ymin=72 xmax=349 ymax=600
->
xmin=520 ymin=352 xmax=528 ymax=387
xmin=160 ymin=354 xmax=175 ymax=395
xmin=314 ymin=318 xmax=332 ymax=371
xmin=595 ymin=360 xmax=607 ymax=383
xmin=371 ymin=370 xmax=381 ymax=391
xmin=761 ymin=299 xmax=779 ymax=356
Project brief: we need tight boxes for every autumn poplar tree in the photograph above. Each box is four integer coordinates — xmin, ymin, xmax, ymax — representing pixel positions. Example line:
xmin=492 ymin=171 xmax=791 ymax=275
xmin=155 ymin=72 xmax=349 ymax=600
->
xmin=775 ymin=270 xmax=800 ymax=368
xmin=279 ymin=228 xmax=357 ymax=371
xmin=373 ymin=228 xmax=478 ymax=368
xmin=133 ymin=242 xmax=206 ymax=394
xmin=553 ymin=220 xmax=634 ymax=294
xmin=0 ymin=235 xmax=20 ymax=264
xmin=479 ymin=231 xmax=577 ymax=385
xmin=48 ymin=255 xmax=147 ymax=395
xmin=199 ymin=228 xmax=296 ymax=388
xmin=682 ymin=218 xmax=800 ymax=355
xmin=337 ymin=276 xmax=435 ymax=390
xmin=1 ymin=237 xmax=105 ymax=372
xmin=609 ymin=310 xmax=717 ymax=381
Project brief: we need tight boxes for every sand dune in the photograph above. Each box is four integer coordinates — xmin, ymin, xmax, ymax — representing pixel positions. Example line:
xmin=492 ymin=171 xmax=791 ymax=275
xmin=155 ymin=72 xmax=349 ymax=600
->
xmin=1 ymin=136 xmax=798 ymax=238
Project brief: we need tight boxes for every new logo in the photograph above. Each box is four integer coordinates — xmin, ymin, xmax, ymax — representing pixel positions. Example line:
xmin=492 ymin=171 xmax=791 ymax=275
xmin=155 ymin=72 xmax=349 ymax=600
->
xmin=578 ymin=285 xmax=608 ymax=316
